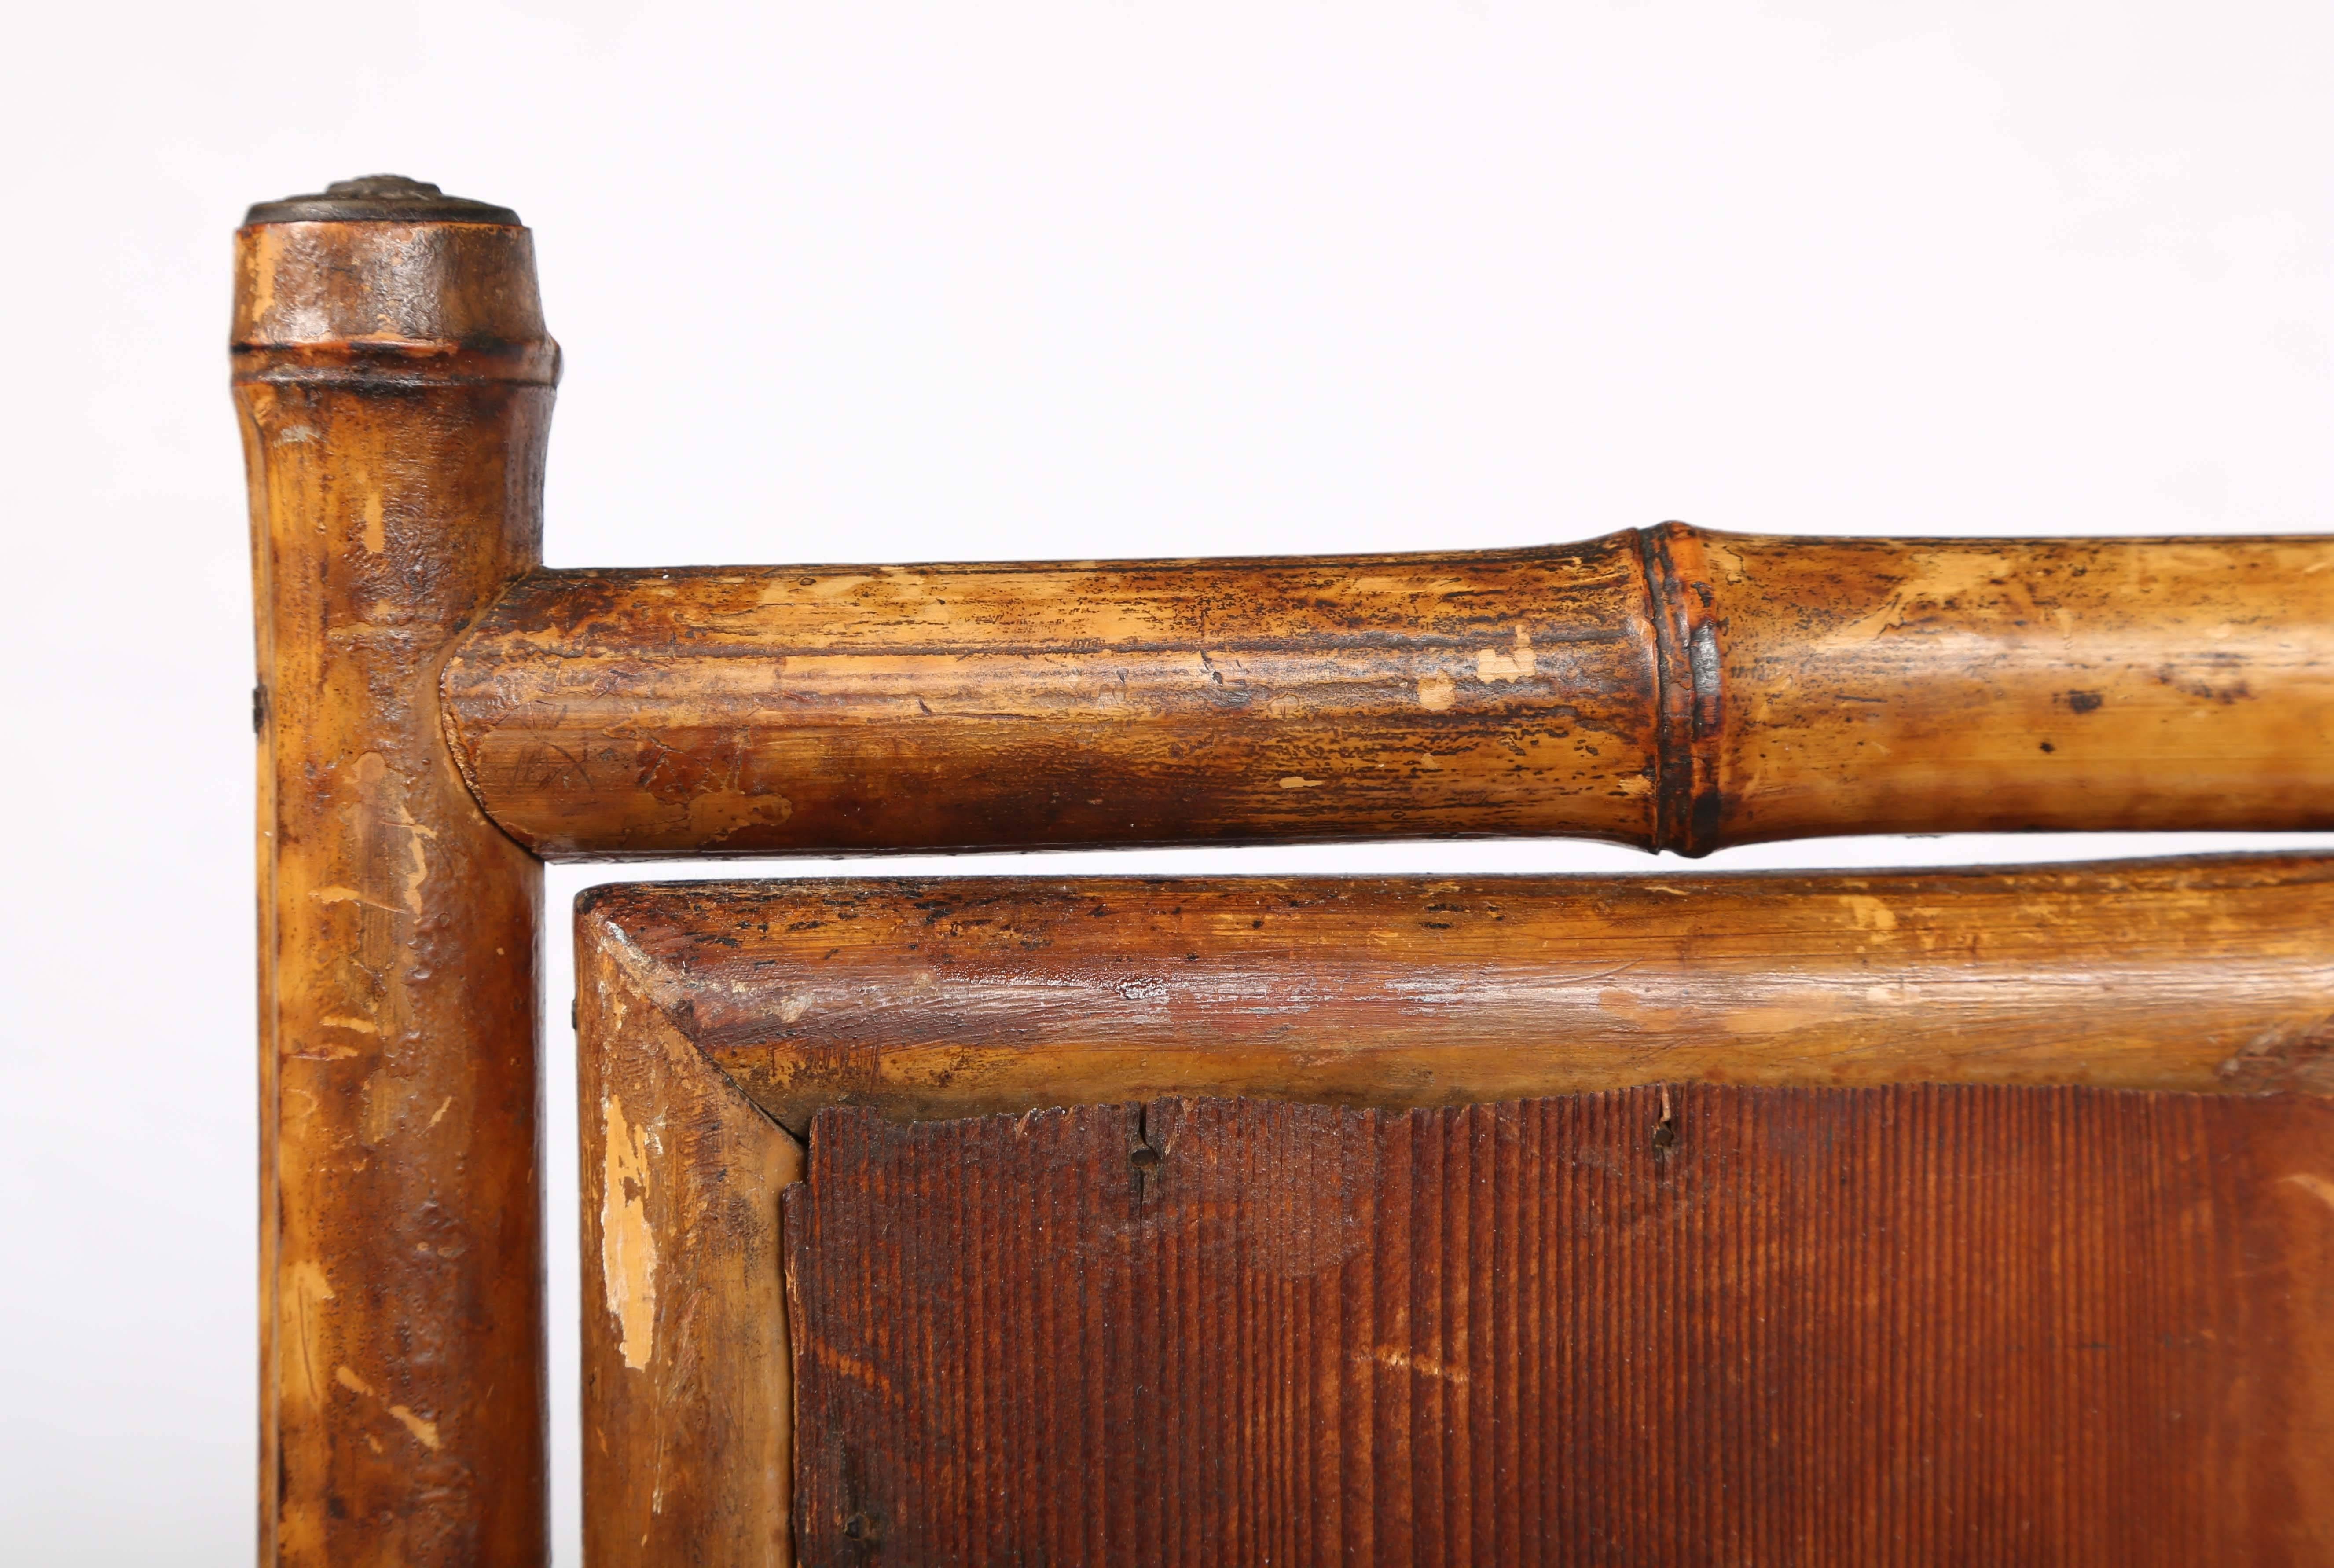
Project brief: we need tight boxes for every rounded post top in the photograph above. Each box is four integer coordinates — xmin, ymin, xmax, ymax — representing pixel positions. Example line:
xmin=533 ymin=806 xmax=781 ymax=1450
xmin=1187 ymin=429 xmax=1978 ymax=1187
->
xmin=232 ymin=181 xmax=554 ymax=383
xmin=244 ymin=175 xmax=521 ymax=227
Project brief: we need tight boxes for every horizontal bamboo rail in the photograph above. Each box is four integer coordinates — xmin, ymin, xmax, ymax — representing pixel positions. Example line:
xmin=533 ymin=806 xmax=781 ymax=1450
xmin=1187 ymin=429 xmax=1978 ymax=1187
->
xmin=579 ymin=852 xmax=2334 ymax=1133
xmin=446 ymin=528 xmax=2334 ymax=859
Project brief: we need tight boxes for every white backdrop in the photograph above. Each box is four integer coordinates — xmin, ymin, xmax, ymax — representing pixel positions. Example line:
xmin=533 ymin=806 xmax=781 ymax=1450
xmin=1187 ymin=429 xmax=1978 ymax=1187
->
xmin=3 ymin=2 xmax=2328 ymax=1560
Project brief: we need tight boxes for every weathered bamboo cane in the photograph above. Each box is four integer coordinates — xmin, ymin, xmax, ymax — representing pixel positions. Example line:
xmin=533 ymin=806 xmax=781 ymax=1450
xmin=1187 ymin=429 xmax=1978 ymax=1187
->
xmin=444 ymin=529 xmax=2334 ymax=860
xmin=238 ymin=177 xmax=554 ymax=1567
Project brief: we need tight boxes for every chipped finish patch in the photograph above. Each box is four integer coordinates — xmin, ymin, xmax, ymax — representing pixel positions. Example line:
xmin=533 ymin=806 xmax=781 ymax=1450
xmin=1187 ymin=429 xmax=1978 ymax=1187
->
xmin=385 ymin=1405 xmax=441 ymax=1452
xmin=2217 ymin=1016 xmax=2334 ymax=1092
xmin=1839 ymin=894 xmax=1900 ymax=934
xmin=601 ymin=1094 xmax=660 ymax=1371
xmin=285 ymin=1261 xmax=335 ymax=1408
xmin=351 ymin=751 xmax=438 ymax=916
xmin=1354 ymin=1344 xmax=1471 ymax=1386
xmin=1475 ymin=627 xmax=1536 ymax=683
xmin=309 ymin=885 xmax=402 ymax=914
xmin=331 ymin=1366 xmax=443 ymax=1453
xmin=686 ymin=790 xmax=793 ymax=842
xmin=2279 ymin=1172 xmax=2334 ymax=1218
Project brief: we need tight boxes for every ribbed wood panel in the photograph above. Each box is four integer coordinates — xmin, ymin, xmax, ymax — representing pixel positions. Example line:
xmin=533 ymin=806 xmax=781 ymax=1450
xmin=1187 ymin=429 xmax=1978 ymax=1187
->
xmin=785 ymin=1085 xmax=2334 ymax=1566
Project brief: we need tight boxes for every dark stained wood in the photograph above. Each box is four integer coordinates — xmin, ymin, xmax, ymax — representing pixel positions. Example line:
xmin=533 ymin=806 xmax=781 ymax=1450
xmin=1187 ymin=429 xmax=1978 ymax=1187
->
xmin=786 ymin=1086 xmax=2334 ymax=1566
xmin=579 ymin=914 xmax=802 ymax=1568
xmin=579 ymin=855 xmax=2334 ymax=1135
xmin=237 ymin=181 xmax=553 ymax=1567
xmin=443 ymin=528 xmax=2334 ymax=860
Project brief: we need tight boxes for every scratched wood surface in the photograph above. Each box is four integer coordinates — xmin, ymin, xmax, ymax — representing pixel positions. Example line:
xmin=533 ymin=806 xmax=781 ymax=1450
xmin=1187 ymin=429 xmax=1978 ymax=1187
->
xmin=579 ymin=854 xmax=2334 ymax=1135
xmin=579 ymin=916 xmax=802 ymax=1568
xmin=238 ymin=178 xmax=554 ymax=1567
xmin=785 ymin=1086 xmax=2334 ymax=1567
xmin=443 ymin=527 xmax=2334 ymax=860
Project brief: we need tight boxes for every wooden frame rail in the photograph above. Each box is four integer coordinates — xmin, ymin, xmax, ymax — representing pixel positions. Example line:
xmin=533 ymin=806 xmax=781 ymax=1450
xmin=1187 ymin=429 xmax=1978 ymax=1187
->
xmin=236 ymin=175 xmax=2334 ymax=1567
xmin=584 ymin=855 xmax=2334 ymax=1134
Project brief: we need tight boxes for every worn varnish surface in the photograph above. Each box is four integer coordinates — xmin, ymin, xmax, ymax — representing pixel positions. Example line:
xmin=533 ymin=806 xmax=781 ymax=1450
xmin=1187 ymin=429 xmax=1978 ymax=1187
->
xmin=786 ymin=1086 xmax=2334 ymax=1566
xmin=447 ymin=536 xmax=1662 ymax=857
xmin=579 ymin=855 xmax=2334 ymax=1133
xmin=444 ymin=528 xmax=2334 ymax=859
xmin=239 ymin=189 xmax=553 ymax=1566
xmin=579 ymin=915 xmax=801 ymax=1568
xmin=1703 ymin=532 xmax=2334 ymax=844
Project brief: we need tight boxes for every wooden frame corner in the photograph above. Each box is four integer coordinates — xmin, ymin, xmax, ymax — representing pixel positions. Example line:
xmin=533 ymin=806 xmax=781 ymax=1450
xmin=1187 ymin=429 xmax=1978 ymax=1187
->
xmin=578 ymin=897 xmax=805 ymax=1568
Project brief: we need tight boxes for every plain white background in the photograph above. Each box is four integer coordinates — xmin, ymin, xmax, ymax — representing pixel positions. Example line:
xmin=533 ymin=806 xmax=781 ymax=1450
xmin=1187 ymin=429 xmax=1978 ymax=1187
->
xmin=3 ymin=2 xmax=2328 ymax=1560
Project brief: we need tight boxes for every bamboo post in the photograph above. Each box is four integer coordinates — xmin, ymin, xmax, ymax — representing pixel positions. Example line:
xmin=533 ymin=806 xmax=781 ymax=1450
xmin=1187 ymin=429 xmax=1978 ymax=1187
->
xmin=236 ymin=176 xmax=555 ymax=1566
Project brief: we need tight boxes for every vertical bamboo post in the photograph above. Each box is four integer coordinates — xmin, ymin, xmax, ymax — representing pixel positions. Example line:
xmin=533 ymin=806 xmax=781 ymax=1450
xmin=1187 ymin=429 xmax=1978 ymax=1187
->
xmin=236 ymin=177 xmax=556 ymax=1567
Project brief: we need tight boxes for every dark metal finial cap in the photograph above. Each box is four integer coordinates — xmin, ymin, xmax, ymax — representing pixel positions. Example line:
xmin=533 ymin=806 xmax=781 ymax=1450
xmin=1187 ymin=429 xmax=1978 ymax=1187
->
xmin=244 ymin=175 xmax=521 ymax=227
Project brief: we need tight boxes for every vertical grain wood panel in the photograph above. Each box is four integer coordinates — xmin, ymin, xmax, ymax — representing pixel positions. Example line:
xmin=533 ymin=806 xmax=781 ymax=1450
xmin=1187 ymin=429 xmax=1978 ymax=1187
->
xmin=789 ymin=1087 xmax=2334 ymax=1566
xmin=237 ymin=180 xmax=553 ymax=1567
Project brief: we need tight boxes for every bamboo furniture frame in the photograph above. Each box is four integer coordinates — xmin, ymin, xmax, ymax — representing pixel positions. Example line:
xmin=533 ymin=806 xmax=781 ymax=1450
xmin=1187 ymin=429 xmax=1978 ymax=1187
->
xmin=238 ymin=178 xmax=2334 ymax=1567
